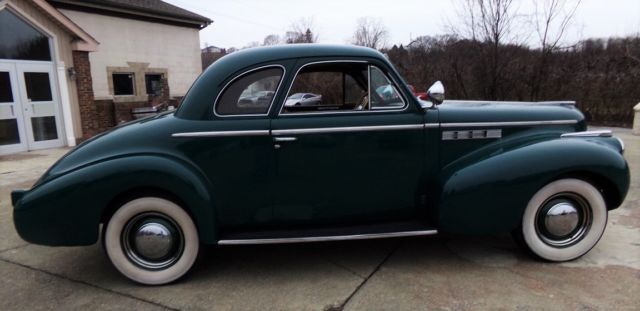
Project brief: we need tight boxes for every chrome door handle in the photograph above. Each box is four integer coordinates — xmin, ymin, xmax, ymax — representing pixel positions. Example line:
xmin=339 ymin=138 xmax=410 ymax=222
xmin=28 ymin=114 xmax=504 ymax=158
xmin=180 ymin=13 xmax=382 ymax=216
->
xmin=273 ymin=136 xmax=297 ymax=142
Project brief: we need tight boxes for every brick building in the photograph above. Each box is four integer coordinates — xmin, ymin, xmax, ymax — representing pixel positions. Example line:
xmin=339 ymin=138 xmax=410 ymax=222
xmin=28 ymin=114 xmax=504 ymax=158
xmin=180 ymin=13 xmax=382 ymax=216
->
xmin=0 ymin=0 xmax=211 ymax=155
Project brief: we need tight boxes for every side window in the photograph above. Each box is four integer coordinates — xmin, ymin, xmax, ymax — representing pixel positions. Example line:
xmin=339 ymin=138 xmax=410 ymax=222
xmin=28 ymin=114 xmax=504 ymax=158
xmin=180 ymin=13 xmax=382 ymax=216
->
xmin=370 ymin=66 xmax=404 ymax=109
xmin=283 ymin=62 xmax=369 ymax=113
xmin=216 ymin=67 xmax=283 ymax=115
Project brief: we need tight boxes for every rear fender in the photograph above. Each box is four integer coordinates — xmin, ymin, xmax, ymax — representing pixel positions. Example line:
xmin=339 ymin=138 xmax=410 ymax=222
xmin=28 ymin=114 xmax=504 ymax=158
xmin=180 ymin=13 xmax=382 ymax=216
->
xmin=14 ymin=155 xmax=217 ymax=245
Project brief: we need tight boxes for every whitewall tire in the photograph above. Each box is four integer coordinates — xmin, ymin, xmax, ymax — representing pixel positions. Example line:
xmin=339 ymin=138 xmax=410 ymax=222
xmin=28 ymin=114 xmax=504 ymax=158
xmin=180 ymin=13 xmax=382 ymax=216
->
xmin=519 ymin=178 xmax=607 ymax=261
xmin=104 ymin=197 xmax=199 ymax=285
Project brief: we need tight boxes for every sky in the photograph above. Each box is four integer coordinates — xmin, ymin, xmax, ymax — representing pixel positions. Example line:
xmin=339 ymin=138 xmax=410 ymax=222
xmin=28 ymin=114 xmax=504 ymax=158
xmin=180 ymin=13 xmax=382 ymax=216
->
xmin=164 ymin=0 xmax=640 ymax=49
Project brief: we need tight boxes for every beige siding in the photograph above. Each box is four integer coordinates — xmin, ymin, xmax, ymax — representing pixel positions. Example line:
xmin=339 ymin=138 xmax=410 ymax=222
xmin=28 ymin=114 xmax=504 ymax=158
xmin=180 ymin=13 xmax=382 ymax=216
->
xmin=58 ymin=9 xmax=202 ymax=99
xmin=7 ymin=0 xmax=82 ymax=139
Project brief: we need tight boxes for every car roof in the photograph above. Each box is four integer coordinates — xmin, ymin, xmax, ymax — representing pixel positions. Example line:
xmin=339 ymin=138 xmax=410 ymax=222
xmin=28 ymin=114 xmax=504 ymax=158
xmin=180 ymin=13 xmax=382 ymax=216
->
xmin=176 ymin=44 xmax=393 ymax=120
xmin=215 ymin=44 xmax=384 ymax=66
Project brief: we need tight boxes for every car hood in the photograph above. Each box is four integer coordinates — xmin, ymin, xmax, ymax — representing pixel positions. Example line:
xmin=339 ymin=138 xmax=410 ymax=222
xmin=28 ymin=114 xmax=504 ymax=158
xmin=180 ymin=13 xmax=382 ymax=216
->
xmin=438 ymin=101 xmax=586 ymax=130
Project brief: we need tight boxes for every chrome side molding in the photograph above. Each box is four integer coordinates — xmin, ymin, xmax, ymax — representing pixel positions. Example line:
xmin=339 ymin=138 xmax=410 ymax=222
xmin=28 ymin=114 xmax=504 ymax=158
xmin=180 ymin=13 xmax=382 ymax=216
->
xmin=444 ymin=100 xmax=576 ymax=106
xmin=441 ymin=120 xmax=577 ymax=128
xmin=272 ymin=124 xmax=424 ymax=135
xmin=172 ymin=130 xmax=270 ymax=137
xmin=561 ymin=130 xmax=613 ymax=138
xmin=217 ymin=229 xmax=438 ymax=245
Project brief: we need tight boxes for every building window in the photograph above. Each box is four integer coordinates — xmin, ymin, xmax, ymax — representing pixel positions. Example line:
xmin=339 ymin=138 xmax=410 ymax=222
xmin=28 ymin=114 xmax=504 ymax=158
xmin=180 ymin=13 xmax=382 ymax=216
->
xmin=145 ymin=74 xmax=163 ymax=96
xmin=112 ymin=73 xmax=135 ymax=95
xmin=0 ymin=10 xmax=51 ymax=61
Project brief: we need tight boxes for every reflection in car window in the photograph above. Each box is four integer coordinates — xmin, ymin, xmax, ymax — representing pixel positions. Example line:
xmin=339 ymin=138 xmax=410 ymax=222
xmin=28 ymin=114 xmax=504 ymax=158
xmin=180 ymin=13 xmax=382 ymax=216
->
xmin=283 ymin=62 xmax=369 ymax=113
xmin=370 ymin=66 xmax=405 ymax=109
xmin=216 ymin=67 xmax=283 ymax=115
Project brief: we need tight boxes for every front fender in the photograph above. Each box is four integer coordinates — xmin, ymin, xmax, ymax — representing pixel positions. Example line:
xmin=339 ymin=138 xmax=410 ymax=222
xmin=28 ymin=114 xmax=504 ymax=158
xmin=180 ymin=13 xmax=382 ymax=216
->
xmin=13 ymin=155 xmax=217 ymax=246
xmin=436 ymin=137 xmax=629 ymax=234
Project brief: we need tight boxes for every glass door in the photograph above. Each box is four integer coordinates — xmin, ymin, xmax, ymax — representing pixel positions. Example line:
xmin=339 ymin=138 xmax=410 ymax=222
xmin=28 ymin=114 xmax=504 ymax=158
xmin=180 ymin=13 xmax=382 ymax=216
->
xmin=16 ymin=62 xmax=63 ymax=150
xmin=0 ymin=63 xmax=28 ymax=155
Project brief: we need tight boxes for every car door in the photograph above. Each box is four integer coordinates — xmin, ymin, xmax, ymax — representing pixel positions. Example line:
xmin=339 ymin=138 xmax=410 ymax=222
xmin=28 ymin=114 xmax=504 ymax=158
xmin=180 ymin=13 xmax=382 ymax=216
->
xmin=271 ymin=60 xmax=426 ymax=226
xmin=186 ymin=65 xmax=285 ymax=230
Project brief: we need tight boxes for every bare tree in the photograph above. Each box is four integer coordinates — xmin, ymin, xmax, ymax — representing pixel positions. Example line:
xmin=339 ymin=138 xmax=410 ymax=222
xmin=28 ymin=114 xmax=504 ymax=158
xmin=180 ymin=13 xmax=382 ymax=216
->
xmin=285 ymin=17 xmax=319 ymax=43
xmin=530 ymin=0 xmax=582 ymax=99
xmin=454 ymin=0 xmax=522 ymax=45
xmin=534 ymin=0 xmax=581 ymax=51
xmin=452 ymin=0 xmax=522 ymax=99
xmin=243 ymin=41 xmax=261 ymax=49
xmin=351 ymin=17 xmax=389 ymax=50
xmin=263 ymin=34 xmax=281 ymax=46
xmin=624 ymin=33 xmax=640 ymax=64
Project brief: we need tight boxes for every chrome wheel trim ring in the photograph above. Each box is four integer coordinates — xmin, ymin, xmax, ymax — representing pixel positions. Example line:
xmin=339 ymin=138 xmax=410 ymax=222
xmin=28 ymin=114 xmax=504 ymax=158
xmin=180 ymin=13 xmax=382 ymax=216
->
xmin=121 ymin=212 xmax=185 ymax=270
xmin=535 ymin=193 xmax=592 ymax=248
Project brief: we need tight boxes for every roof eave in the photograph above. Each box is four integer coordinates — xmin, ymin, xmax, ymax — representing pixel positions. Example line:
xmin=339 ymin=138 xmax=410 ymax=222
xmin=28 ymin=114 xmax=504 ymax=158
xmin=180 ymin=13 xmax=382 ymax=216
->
xmin=31 ymin=0 xmax=99 ymax=51
xmin=49 ymin=0 xmax=212 ymax=29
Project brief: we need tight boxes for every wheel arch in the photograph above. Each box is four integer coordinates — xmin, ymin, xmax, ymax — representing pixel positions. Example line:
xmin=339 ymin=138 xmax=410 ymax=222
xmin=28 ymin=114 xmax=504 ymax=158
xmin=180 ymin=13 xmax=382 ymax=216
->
xmin=93 ymin=155 xmax=219 ymax=244
xmin=435 ymin=138 xmax=629 ymax=235
xmin=101 ymin=186 xmax=195 ymax=228
xmin=550 ymin=170 xmax=624 ymax=211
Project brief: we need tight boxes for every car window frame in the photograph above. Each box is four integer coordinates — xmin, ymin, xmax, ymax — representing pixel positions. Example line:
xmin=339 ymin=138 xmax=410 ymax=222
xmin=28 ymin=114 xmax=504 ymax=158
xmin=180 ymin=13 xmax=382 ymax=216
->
xmin=369 ymin=65 xmax=407 ymax=111
xmin=277 ymin=60 xmax=409 ymax=117
xmin=213 ymin=64 xmax=286 ymax=118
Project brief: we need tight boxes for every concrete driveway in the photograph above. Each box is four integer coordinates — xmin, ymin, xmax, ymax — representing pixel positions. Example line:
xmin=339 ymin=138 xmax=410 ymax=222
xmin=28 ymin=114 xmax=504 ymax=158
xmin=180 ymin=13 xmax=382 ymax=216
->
xmin=1 ymin=128 xmax=638 ymax=310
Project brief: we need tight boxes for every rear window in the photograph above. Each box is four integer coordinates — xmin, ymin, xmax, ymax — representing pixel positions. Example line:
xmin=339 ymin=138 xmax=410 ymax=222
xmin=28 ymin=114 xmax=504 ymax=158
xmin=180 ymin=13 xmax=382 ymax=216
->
xmin=216 ymin=67 xmax=283 ymax=115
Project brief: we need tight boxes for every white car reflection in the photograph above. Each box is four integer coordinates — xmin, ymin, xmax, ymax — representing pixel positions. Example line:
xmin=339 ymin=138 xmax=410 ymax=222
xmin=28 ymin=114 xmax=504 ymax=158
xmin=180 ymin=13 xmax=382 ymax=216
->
xmin=284 ymin=93 xmax=322 ymax=107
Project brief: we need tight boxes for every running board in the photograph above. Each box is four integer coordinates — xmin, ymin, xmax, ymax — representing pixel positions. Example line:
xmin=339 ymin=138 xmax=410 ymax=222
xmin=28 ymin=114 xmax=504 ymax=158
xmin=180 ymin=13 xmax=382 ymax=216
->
xmin=217 ymin=229 xmax=438 ymax=245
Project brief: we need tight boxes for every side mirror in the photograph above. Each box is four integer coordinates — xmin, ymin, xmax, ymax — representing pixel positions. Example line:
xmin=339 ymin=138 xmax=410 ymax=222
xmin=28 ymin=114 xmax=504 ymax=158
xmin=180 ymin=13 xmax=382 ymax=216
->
xmin=427 ymin=81 xmax=445 ymax=106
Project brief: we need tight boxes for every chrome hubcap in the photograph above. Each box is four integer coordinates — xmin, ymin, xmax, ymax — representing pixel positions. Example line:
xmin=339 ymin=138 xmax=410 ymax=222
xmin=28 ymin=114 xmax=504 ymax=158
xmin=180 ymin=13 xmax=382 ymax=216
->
xmin=122 ymin=213 xmax=184 ymax=270
xmin=544 ymin=203 xmax=579 ymax=237
xmin=536 ymin=193 xmax=591 ymax=247
xmin=134 ymin=222 xmax=175 ymax=260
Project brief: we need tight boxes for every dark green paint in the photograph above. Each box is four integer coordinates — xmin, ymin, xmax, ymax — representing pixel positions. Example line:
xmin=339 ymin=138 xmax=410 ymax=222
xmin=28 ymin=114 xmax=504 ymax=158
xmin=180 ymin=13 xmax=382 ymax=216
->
xmin=12 ymin=44 xmax=630 ymax=246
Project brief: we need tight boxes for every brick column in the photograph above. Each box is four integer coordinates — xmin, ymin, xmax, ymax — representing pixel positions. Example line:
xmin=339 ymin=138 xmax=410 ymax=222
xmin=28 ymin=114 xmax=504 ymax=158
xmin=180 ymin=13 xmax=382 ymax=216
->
xmin=72 ymin=51 xmax=98 ymax=140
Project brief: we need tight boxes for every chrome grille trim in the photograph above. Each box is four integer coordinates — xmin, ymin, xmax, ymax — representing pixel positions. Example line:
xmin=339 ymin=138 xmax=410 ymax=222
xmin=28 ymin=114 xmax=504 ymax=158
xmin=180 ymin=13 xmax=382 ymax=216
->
xmin=442 ymin=129 xmax=502 ymax=140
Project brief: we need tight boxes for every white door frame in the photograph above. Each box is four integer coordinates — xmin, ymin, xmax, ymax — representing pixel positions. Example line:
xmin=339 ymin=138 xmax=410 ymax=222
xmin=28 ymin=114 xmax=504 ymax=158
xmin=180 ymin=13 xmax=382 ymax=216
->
xmin=0 ymin=4 xmax=74 ymax=154
xmin=0 ymin=62 xmax=28 ymax=155
xmin=14 ymin=61 xmax=64 ymax=150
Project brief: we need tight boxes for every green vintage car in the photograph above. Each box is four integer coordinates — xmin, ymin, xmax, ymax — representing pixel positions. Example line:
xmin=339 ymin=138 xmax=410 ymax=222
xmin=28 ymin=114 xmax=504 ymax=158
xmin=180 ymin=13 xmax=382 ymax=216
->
xmin=12 ymin=45 xmax=629 ymax=285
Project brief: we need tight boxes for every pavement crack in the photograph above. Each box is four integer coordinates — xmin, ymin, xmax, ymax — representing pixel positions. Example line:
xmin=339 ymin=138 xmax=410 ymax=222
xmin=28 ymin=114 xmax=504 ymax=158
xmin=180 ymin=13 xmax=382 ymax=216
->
xmin=0 ymin=243 xmax=30 ymax=254
xmin=334 ymin=242 xmax=401 ymax=311
xmin=0 ymin=257 xmax=179 ymax=311
xmin=325 ymin=259 xmax=366 ymax=279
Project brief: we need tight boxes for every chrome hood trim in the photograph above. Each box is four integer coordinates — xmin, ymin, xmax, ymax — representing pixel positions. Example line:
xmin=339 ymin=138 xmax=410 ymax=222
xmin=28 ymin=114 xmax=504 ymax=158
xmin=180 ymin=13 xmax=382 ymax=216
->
xmin=561 ymin=130 xmax=612 ymax=138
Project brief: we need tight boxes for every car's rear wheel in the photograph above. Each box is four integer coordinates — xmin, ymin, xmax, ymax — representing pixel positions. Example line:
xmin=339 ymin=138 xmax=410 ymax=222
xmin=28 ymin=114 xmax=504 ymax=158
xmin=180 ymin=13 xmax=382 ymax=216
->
xmin=104 ymin=197 xmax=199 ymax=285
xmin=516 ymin=178 xmax=607 ymax=261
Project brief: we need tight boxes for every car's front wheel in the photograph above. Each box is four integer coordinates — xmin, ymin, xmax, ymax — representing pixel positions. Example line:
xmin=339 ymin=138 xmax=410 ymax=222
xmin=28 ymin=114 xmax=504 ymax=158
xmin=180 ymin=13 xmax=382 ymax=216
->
xmin=516 ymin=178 xmax=607 ymax=261
xmin=104 ymin=197 xmax=199 ymax=285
